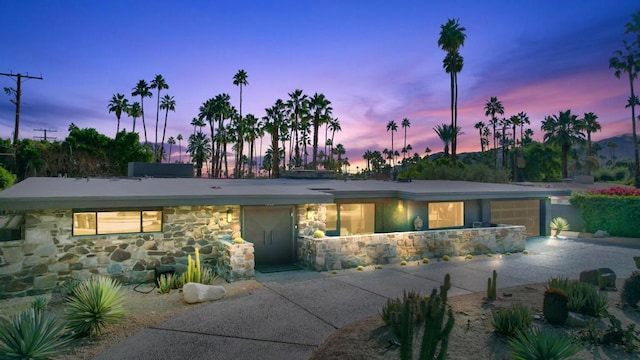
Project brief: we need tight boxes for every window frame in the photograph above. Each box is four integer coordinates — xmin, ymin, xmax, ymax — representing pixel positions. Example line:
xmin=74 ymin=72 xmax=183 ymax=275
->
xmin=72 ymin=209 xmax=163 ymax=236
xmin=324 ymin=201 xmax=376 ymax=236
xmin=427 ymin=201 xmax=464 ymax=229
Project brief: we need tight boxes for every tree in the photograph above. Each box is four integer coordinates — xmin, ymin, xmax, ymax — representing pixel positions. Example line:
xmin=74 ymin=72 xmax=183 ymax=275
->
xmin=438 ymin=18 xmax=467 ymax=163
xmin=244 ymin=114 xmax=258 ymax=177
xmin=386 ymin=120 xmax=398 ymax=165
xmin=309 ymin=93 xmax=332 ymax=169
xmin=433 ymin=123 xmax=458 ymax=157
xmin=150 ymin=74 xmax=169 ymax=161
xmin=132 ymin=80 xmax=153 ymax=145
xmin=401 ymin=118 xmax=411 ymax=159
xmin=580 ymin=112 xmax=601 ymax=173
xmin=187 ymin=132 xmax=211 ymax=177
xmin=286 ymin=90 xmax=308 ymax=168
xmin=517 ymin=112 xmax=530 ymax=146
xmin=107 ymin=93 xmax=129 ymax=134
xmin=328 ymin=118 xmax=341 ymax=167
xmin=484 ymin=96 xmax=504 ymax=168
xmin=190 ymin=117 xmax=205 ymax=136
xmin=474 ymin=121 xmax=487 ymax=152
xmin=233 ymin=69 xmax=249 ymax=177
xmin=363 ymin=150 xmax=373 ymax=172
xmin=159 ymin=94 xmax=176 ymax=162
xmin=264 ymin=99 xmax=285 ymax=178
xmin=176 ymin=134 xmax=183 ymax=162
xmin=167 ymin=136 xmax=175 ymax=163
xmin=541 ymin=110 xmax=585 ymax=179
xmin=127 ymin=102 xmax=142 ymax=133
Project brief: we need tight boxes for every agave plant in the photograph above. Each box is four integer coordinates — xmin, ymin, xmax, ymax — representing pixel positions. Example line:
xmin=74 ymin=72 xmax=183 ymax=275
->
xmin=0 ymin=308 xmax=71 ymax=359
xmin=549 ymin=217 xmax=570 ymax=237
xmin=65 ymin=276 xmax=126 ymax=337
xmin=509 ymin=326 xmax=581 ymax=360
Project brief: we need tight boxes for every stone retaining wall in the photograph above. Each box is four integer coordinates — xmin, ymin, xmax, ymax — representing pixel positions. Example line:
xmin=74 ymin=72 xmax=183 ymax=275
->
xmin=0 ymin=205 xmax=254 ymax=299
xmin=297 ymin=226 xmax=526 ymax=271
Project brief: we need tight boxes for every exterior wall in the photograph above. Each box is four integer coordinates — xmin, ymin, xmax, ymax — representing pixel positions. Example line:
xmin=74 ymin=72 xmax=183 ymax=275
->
xmin=297 ymin=226 xmax=526 ymax=271
xmin=0 ymin=205 xmax=253 ymax=299
xmin=550 ymin=202 xmax=583 ymax=233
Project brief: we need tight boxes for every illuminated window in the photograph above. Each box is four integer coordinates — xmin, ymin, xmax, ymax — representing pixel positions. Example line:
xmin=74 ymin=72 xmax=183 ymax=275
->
xmin=339 ymin=203 xmax=375 ymax=235
xmin=428 ymin=202 xmax=464 ymax=228
xmin=325 ymin=204 xmax=337 ymax=231
xmin=73 ymin=210 xmax=163 ymax=236
xmin=490 ymin=200 xmax=540 ymax=236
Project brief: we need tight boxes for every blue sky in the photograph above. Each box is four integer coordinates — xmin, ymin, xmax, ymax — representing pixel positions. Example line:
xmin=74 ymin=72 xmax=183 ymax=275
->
xmin=1 ymin=0 xmax=638 ymax=167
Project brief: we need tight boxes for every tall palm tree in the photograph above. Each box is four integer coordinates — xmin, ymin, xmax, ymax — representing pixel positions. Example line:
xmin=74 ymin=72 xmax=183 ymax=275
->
xmin=244 ymin=114 xmax=258 ymax=177
xmin=333 ymin=143 xmax=346 ymax=172
xmin=127 ymin=102 xmax=142 ymax=133
xmin=308 ymin=93 xmax=332 ymax=169
xmin=517 ymin=112 xmax=530 ymax=145
xmin=191 ymin=117 xmax=205 ymax=136
xmin=159 ymin=94 xmax=176 ymax=162
xmin=541 ymin=110 xmax=585 ymax=178
xmin=484 ymin=96 xmax=504 ymax=167
xmin=438 ymin=18 xmax=467 ymax=163
xmin=150 ymin=74 xmax=169 ymax=160
xmin=580 ymin=112 xmax=601 ymax=174
xmin=176 ymin=134 xmax=183 ymax=162
xmin=108 ymin=93 xmax=129 ymax=134
xmin=132 ymin=80 xmax=152 ymax=144
xmin=233 ymin=69 xmax=249 ymax=177
xmin=167 ymin=136 xmax=175 ymax=163
xmin=401 ymin=118 xmax=411 ymax=159
xmin=363 ymin=150 xmax=373 ymax=172
xmin=187 ymin=132 xmax=211 ymax=177
xmin=433 ymin=123 xmax=455 ymax=157
xmin=264 ymin=99 xmax=285 ymax=178
xmin=286 ymin=89 xmax=308 ymax=168
xmin=386 ymin=120 xmax=398 ymax=165
xmin=328 ymin=117 xmax=341 ymax=166
xmin=474 ymin=121 xmax=486 ymax=152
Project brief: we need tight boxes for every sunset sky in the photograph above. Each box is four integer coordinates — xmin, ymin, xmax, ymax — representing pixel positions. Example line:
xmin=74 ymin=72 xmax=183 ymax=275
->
xmin=1 ymin=1 xmax=638 ymax=169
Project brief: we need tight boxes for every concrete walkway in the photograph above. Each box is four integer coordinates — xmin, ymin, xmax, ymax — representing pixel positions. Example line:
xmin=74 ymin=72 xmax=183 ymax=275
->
xmin=94 ymin=237 xmax=640 ymax=360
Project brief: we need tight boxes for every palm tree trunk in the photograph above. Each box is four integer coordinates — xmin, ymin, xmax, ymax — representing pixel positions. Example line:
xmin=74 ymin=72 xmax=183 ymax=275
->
xmin=141 ymin=98 xmax=148 ymax=145
xmin=132 ymin=117 xmax=136 ymax=133
xmin=449 ymin=71 xmax=455 ymax=163
xmin=155 ymin=91 xmax=161 ymax=161
xmin=168 ymin=144 xmax=173 ymax=163
xmin=629 ymin=70 xmax=640 ymax=188
xmin=161 ymin=109 xmax=169 ymax=162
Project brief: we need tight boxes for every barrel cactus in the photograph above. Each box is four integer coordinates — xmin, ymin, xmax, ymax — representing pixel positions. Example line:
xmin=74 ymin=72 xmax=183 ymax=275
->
xmin=543 ymin=287 xmax=569 ymax=325
xmin=621 ymin=271 xmax=640 ymax=308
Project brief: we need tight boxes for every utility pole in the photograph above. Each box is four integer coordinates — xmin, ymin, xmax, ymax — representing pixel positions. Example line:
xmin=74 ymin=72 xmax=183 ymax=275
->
xmin=1 ymin=72 xmax=44 ymax=145
xmin=34 ymin=128 xmax=57 ymax=141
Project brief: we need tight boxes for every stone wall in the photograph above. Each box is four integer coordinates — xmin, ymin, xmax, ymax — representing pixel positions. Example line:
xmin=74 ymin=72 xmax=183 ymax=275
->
xmin=213 ymin=240 xmax=255 ymax=282
xmin=297 ymin=226 xmax=526 ymax=271
xmin=0 ymin=205 xmax=254 ymax=299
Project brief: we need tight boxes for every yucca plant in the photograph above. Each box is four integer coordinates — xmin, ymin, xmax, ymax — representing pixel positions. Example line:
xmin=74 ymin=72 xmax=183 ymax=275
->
xmin=31 ymin=296 xmax=48 ymax=313
xmin=549 ymin=217 xmax=570 ymax=237
xmin=65 ymin=276 xmax=126 ymax=337
xmin=492 ymin=304 xmax=533 ymax=337
xmin=509 ymin=327 xmax=581 ymax=360
xmin=0 ymin=308 xmax=72 ymax=359
xmin=157 ymin=273 xmax=174 ymax=294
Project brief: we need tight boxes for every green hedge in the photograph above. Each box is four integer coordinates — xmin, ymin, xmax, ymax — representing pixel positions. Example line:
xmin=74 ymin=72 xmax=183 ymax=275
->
xmin=570 ymin=193 xmax=640 ymax=237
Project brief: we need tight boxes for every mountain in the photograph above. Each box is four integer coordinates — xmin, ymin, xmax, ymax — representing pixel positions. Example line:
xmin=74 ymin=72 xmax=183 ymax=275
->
xmin=595 ymin=134 xmax=636 ymax=163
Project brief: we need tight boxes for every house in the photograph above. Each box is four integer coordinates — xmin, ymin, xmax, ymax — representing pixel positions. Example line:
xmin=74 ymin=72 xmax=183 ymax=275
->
xmin=0 ymin=177 xmax=569 ymax=298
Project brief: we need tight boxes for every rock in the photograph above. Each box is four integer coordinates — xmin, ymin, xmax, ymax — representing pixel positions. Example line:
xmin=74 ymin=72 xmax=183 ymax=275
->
xmin=593 ymin=230 xmax=610 ymax=238
xmin=110 ymin=249 xmax=131 ymax=262
xmin=579 ymin=268 xmax=616 ymax=288
xmin=183 ymin=283 xmax=226 ymax=304
xmin=565 ymin=312 xmax=591 ymax=327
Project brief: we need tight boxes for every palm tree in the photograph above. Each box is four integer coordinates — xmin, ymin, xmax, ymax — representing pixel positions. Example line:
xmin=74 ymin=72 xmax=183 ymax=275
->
xmin=363 ymin=150 xmax=373 ymax=172
xmin=474 ymin=121 xmax=486 ymax=152
xmin=159 ymin=94 xmax=176 ymax=162
xmin=108 ymin=93 xmax=129 ymax=134
xmin=484 ymin=96 xmax=504 ymax=168
xmin=581 ymin=112 xmax=601 ymax=158
xmin=517 ymin=112 xmax=530 ymax=145
xmin=309 ymin=93 xmax=332 ymax=169
xmin=150 ymin=74 xmax=169 ymax=160
xmin=386 ymin=120 xmax=398 ymax=164
xmin=127 ymin=102 xmax=142 ymax=133
xmin=233 ymin=69 xmax=249 ymax=177
xmin=286 ymin=89 xmax=308 ymax=168
xmin=610 ymin=18 xmax=640 ymax=186
xmin=333 ymin=143 xmax=346 ymax=172
xmin=401 ymin=118 xmax=411 ymax=159
xmin=176 ymin=134 xmax=183 ymax=162
xmin=167 ymin=136 xmax=175 ymax=163
xmin=438 ymin=18 xmax=467 ymax=163
xmin=264 ymin=99 xmax=285 ymax=178
xmin=608 ymin=141 xmax=618 ymax=165
xmin=191 ymin=117 xmax=205 ymax=136
xmin=541 ymin=110 xmax=585 ymax=178
xmin=328 ymin=118 xmax=341 ymax=167
xmin=187 ymin=132 xmax=211 ymax=177
xmin=244 ymin=114 xmax=258 ymax=177
xmin=433 ymin=123 xmax=455 ymax=157
xmin=132 ymin=80 xmax=153 ymax=144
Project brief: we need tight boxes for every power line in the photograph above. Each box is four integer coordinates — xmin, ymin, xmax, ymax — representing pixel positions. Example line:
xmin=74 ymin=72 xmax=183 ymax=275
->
xmin=1 ymin=72 xmax=44 ymax=145
xmin=34 ymin=128 xmax=57 ymax=141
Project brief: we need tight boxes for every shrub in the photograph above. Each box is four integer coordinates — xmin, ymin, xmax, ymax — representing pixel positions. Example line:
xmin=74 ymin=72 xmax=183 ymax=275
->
xmin=357 ymin=265 xmax=364 ymax=271
xmin=232 ymin=237 xmax=244 ymax=244
xmin=0 ymin=309 xmax=71 ymax=359
xmin=442 ymin=255 xmax=450 ymax=261
xmin=508 ymin=327 xmax=581 ymax=360
xmin=157 ymin=273 xmax=174 ymax=294
xmin=621 ymin=271 xmax=640 ymax=308
xmin=571 ymin=190 xmax=640 ymax=237
xmin=65 ymin=276 xmax=126 ymax=337
xmin=313 ymin=230 xmax=325 ymax=238
xmin=545 ymin=277 xmax=608 ymax=317
xmin=576 ymin=314 xmax=640 ymax=353
xmin=0 ymin=165 xmax=16 ymax=190
xmin=422 ymin=258 xmax=429 ymax=264
xmin=549 ymin=217 xmax=570 ymax=235
xmin=546 ymin=277 xmax=571 ymax=292
xmin=465 ymin=254 xmax=473 ymax=260
xmin=380 ymin=290 xmax=425 ymax=338
xmin=31 ymin=296 xmax=48 ymax=313
xmin=400 ymin=260 xmax=407 ymax=266
xmin=492 ymin=304 xmax=533 ymax=337
xmin=543 ymin=288 xmax=569 ymax=325
xmin=60 ymin=277 xmax=80 ymax=297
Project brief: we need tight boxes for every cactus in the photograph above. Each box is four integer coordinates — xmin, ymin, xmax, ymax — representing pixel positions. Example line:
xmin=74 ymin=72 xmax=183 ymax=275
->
xmin=181 ymin=248 xmax=203 ymax=285
xmin=400 ymin=300 xmax=415 ymax=360
xmin=418 ymin=274 xmax=455 ymax=360
xmin=487 ymin=270 xmax=497 ymax=300
xmin=543 ymin=288 xmax=569 ymax=325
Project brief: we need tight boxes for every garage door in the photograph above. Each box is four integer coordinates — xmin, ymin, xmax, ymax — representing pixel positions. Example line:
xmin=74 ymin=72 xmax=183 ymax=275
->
xmin=490 ymin=200 xmax=540 ymax=237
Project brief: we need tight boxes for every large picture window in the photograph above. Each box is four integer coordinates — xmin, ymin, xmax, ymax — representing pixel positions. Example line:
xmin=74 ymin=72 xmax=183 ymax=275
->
xmin=428 ymin=202 xmax=464 ymax=228
xmin=339 ymin=203 xmax=375 ymax=235
xmin=73 ymin=210 xmax=163 ymax=236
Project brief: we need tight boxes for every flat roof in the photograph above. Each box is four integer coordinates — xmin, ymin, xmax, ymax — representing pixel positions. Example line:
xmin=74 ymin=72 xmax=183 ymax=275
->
xmin=0 ymin=177 xmax=570 ymax=211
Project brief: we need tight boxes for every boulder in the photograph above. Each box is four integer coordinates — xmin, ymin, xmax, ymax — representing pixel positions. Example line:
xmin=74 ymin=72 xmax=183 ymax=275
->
xmin=579 ymin=268 xmax=616 ymax=288
xmin=564 ymin=312 xmax=591 ymax=327
xmin=183 ymin=283 xmax=226 ymax=304
xmin=593 ymin=230 xmax=610 ymax=238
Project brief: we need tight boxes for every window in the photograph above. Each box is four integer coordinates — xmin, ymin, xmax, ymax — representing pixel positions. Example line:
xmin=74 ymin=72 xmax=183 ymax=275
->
xmin=324 ymin=204 xmax=337 ymax=232
xmin=339 ymin=203 xmax=375 ymax=235
xmin=73 ymin=210 xmax=163 ymax=236
xmin=490 ymin=200 xmax=540 ymax=236
xmin=428 ymin=202 xmax=464 ymax=228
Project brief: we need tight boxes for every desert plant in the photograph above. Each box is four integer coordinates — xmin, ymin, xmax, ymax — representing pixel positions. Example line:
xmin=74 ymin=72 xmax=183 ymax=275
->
xmin=492 ymin=304 xmax=533 ymax=337
xmin=442 ymin=255 xmax=450 ymax=261
xmin=232 ymin=237 xmax=244 ymax=244
xmin=569 ymin=282 xmax=609 ymax=317
xmin=576 ymin=314 xmax=640 ymax=353
xmin=422 ymin=258 xmax=429 ymax=264
xmin=313 ymin=230 xmax=325 ymax=238
xmin=522 ymin=250 xmax=529 ymax=255
xmin=546 ymin=277 xmax=571 ymax=292
xmin=622 ymin=271 xmax=640 ymax=308
xmin=400 ymin=260 xmax=407 ymax=266
xmin=417 ymin=274 xmax=455 ymax=360
xmin=157 ymin=273 xmax=174 ymax=294
xmin=357 ymin=265 xmax=364 ymax=271
xmin=0 ymin=309 xmax=72 ymax=360
xmin=31 ymin=296 xmax=48 ymax=313
xmin=465 ymin=254 xmax=473 ymax=260
xmin=508 ymin=327 xmax=581 ymax=360
xmin=487 ymin=270 xmax=497 ymax=301
xmin=543 ymin=288 xmax=569 ymax=325
xmin=381 ymin=290 xmax=426 ymax=338
xmin=181 ymin=248 xmax=202 ymax=285
xmin=65 ymin=276 xmax=126 ymax=337
xmin=549 ymin=217 xmax=570 ymax=236
xmin=60 ymin=277 xmax=80 ymax=297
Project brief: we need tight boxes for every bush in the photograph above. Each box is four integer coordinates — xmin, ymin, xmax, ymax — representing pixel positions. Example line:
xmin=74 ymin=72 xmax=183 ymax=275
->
xmin=545 ymin=277 xmax=608 ymax=317
xmin=492 ymin=304 xmax=533 ymax=337
xmin=549 ymin=217 xmax=570 ymax=234
xmin=570 ymin=191 xmax=640 ymax=237
xmin=65 ymin=276 xmax=126 ymax=337
xmin=621 ymin=271 xmax=640 ymax=308
xmin=508 ymin=327 xmax=581 ymax=360
xmin=543 ymin=288 xmax=569 ymax=325
xmin=380 ymin=290 xmax=425 ymax=338
xmin=313 ymin=230 xmax=325 ymax=238
xmin=0 ymin=309 xmax=71 ymax=359
xmin=0 ymin=165 xmax=15 ymax=190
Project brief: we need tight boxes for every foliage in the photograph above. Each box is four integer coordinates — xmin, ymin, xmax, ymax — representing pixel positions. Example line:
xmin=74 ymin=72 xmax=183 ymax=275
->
xmin=408 ymin=161 xmax=511 ymax=183
xmin=570 ymin=191 xmax=640 ymax=237
xmin=576 ymin=314 xmax=640 ymax=353
xmin=65 ymin=276 xmax=126 ymax=337
xmin=0 ymin=165 xmax=16 ymax=190
xmin=380 ymin=290 xmax=425 ymax=336
xmin=621 ymin=271 xmax=640 ymax=308
xmin=588 ymin=185 xmax=640 ymax=196
xmin=157 ymin=273 xmax=175 ymax=294
xmin=181 ymin=248 xmax=202 ymax=284
xmin=519 ymin=142 xmax=562 ymax=182
xmin=549 ymin=217 xmax=570 ymax=233
xmin=417 ymin=273 xmax=455 ymax=360
xmin=492 ymin=304 xmax=533 ymax=337
xmin=508 ymin=327 xmax=581 ymax=360
xmin=313 ymin=230 xmax=325 ymax=238
xmin=465 ymin=254 xmax=473 ymax=260
xmin=546 ymin=277 xmax=571 ymax=291
xmin=31 ymin=296 xmax=48 ymax=313
xmin=0 ymin=309 xmax=72 ymax=360
xmin=543 ymin=288 xmax=569 ymax=325
xmin=441 ymin=255 xmax=450 ymax=262
xmin=357 ymin=265 xmax=364 ymax=271
xmin=487 ymin=270 xmax=497 ymax=301
xmin=232 ymin=237 xmax=244 ymax=244
xmin=545 ymin=277 xmax=608 ymax=317
xmin=593 ymin=167 xmax=630 ymax=183
xmin=60 ymin=277 xmax=80 ymax=297
xmin=400 ymin=260 xmax=408 ymax=266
